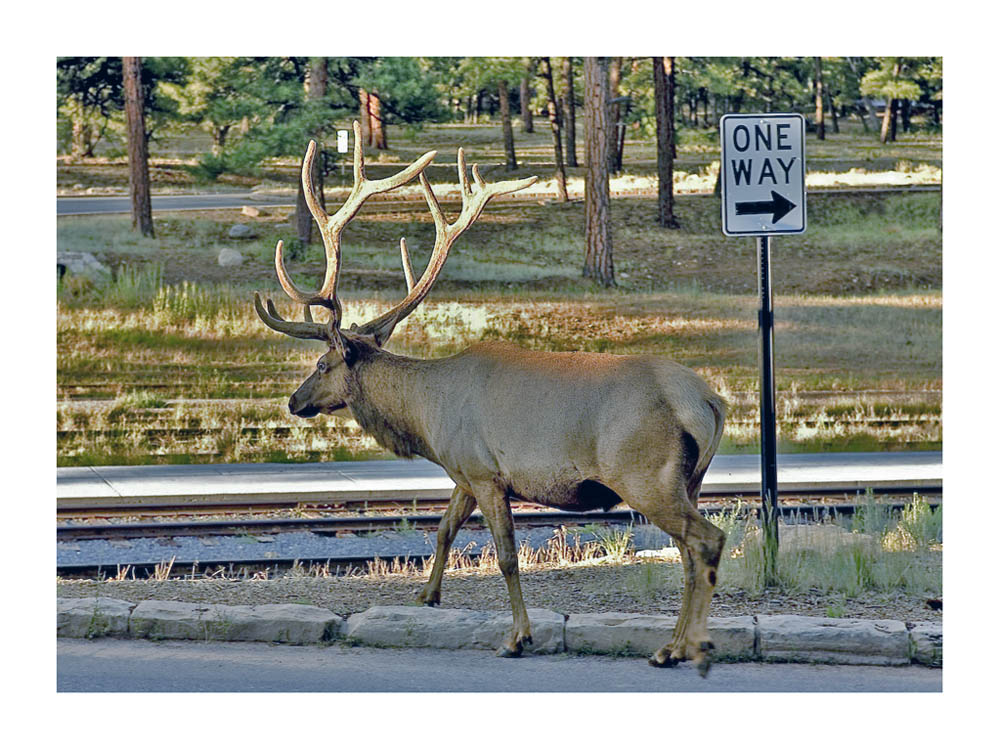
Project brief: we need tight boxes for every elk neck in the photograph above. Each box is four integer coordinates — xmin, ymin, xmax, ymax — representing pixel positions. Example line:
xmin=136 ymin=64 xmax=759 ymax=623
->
xmin=346 ymin=346 xmax=441 ymax=462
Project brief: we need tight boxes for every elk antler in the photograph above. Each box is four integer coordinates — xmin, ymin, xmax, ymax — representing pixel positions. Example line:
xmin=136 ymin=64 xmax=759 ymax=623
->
xmin=255 ymin=123 xmax=537 ymax=348
xmin=355 ymin=150 xmax=537 ymax=343
xmin=256 ymin=120 xmax=436 ymax=343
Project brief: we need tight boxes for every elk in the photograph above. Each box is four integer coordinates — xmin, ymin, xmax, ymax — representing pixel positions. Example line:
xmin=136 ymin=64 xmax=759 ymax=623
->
xmin=254 ymin=122 xmax=728 ymax=676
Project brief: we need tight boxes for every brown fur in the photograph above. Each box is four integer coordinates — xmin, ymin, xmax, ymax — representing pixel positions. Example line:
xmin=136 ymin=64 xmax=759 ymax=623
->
xmin=289 ymin=336 xmax=728 ymax=674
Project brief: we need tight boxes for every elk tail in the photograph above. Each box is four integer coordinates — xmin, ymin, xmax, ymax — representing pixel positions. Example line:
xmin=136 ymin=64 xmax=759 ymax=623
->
xmin=687 ymin=393 xmax=727 ymax=501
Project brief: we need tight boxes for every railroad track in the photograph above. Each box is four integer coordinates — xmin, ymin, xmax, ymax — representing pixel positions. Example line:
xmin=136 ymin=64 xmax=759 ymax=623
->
xmin=55 ymin=491 xmax=941 ymax=579
xmin=58 ymin=490 xmax=940 ymax=542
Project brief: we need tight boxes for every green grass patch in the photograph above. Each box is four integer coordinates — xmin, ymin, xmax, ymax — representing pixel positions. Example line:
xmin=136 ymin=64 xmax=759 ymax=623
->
xmin=720 ymin=495 xmax=942 ymax=598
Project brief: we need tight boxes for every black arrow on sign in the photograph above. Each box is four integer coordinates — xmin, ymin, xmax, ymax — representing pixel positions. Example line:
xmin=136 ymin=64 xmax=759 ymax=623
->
xmin=735 ymin=190 xmax=796 ymax=223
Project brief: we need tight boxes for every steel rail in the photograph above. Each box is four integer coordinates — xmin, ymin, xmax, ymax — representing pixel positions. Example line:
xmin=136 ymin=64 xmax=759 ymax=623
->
xmin=57 ymin=480 xmax=942 ymax=515
xmin=57 ymin=493 xmax=941 ymax=542
xmin=55 ymin=496 xmax=942 ymax=579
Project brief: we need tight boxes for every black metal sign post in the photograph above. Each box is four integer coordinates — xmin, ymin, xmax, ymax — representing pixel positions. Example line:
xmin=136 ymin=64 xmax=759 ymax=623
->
xmin=757 ymin=235 xmax=779 ymax=582
xmin=719 ymin=113 xmax=806 ymax=586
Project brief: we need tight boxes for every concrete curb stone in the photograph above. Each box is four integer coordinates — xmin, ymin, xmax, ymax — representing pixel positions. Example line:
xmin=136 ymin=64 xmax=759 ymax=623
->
xmin=907 ymin=622 xmax=943 ymax=666
xmin=129 ymin=600 xmax=342 ymax=644
xmin=56 ymin=597 xmax=940 ymax=666
xmin=57 ymin=597 xmax=135 ymax=638
xmin=564 ymin=612 xmax=755 ymax=659
xmin=756 ymin=614 xmax=911 ymax=665
xmin=342 ymin=605 xmax=565 ymax=653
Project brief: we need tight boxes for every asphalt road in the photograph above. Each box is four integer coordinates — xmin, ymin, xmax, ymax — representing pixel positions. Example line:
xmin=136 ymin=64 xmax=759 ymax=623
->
xmin=57 ymin=638 xmax=941 ymax=693
xmin=56 ymin=193 xmax=293 ymax=216
xmin=56 ymin=186 xmax=942 ymax=217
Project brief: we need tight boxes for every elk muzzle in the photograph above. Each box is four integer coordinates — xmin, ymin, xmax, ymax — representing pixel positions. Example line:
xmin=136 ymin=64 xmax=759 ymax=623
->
xmin=288 ymin=391 xmax=321 ymax=418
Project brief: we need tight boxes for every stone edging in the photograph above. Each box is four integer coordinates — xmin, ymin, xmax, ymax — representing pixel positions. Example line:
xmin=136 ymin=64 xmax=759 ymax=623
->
xmin=57 ymin=598 xmax=942 ymax=667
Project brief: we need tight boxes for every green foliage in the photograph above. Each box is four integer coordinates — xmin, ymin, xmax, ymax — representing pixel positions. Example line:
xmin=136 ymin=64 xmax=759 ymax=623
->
xmin=579 ymin=523 xmax=634 ymax=562
xmin=861 ymin=58 xmax=924 ymax=101
xmin=849 ymin=489 xmax=895 ymax=538
xmin=104 ymin=264 xmax=163 ymax=308
xmin=187 ymin=151 xmax=228 ymax=181
xmin=897 ymin=495 xmax=943 ymax=549
xmin=56 ymin=57 xmax=190 ymax=154
xmin=354 ymin=57 xmax=449 ymax=123
xmin=707 ymin=500 xmax=748 ymax=551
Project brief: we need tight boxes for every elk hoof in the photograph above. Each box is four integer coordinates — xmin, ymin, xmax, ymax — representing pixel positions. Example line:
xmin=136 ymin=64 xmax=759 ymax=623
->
xmin=648 ymin=654 xmax=678 ymax=668
xmin=416 ymin=590 xmax=440 ymax=607
xmin=696 ymin=641 xmax=715 ymax=678
xmin=496 ymin=644 xmax=523 ymax=658
xmin=696 ymin=653 xmax=713 ymax=678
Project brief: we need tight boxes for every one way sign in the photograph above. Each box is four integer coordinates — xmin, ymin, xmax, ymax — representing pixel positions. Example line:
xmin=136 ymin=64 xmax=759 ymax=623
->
xmin=721 ymin=113 xmax=806 ymax=236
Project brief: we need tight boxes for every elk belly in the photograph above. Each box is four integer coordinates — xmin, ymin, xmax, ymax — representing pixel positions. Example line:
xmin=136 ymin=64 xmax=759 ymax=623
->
xmin=508 ymin=478 xmax=624 ymax=513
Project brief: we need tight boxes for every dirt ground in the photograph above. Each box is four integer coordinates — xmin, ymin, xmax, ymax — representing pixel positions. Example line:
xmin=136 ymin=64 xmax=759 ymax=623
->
xmin=57 ymin=558 xmax=942 ymax=625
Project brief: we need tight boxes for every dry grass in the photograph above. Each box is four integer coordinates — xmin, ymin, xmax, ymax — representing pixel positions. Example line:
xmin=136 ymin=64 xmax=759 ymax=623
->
xmin=57 ymin=284 xmax=940 ymax=464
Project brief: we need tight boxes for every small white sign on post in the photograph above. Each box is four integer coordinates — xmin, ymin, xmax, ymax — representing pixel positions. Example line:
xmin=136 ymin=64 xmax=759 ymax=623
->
xmin=337 ymin=129 xmax=349 ymax=154
xmin=720 ymin=113 xmax=806 ymax=236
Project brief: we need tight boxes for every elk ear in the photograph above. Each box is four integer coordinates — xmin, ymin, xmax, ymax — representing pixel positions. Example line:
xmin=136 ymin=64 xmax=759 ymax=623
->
xmin=341 ymin=337 xmax=359 ymax=368
xmin=368 ymin=311 xmax=402 ymax=349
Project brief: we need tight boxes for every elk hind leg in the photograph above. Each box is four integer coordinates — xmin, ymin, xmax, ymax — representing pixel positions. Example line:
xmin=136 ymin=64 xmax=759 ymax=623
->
xmin=418 ymin=487 xmax=477 ymax=606
xmin=630 ymin=473 xmax=725 ymax=676
xmin=653 ymin=541 xmax=697 ymax=667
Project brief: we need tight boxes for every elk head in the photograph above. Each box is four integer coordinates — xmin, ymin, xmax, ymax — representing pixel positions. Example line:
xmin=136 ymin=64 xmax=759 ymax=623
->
xmin=254 ymin=121 xmax=537 ymax=418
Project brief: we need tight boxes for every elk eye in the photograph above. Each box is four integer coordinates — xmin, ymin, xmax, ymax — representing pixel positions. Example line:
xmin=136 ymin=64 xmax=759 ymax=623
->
xmin=317 ymin=360 xmax=328 ymax=374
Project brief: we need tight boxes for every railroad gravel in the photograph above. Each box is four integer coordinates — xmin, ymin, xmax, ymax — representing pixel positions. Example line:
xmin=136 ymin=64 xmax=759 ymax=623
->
xmin=57 ymin=525 xmax=606 ymax=569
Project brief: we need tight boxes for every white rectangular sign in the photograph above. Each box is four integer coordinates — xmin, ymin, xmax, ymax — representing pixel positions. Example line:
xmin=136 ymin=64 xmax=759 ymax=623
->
xmin=337 ymin=129 xmax=349 ymax=153
xmin=720 ymin=113 xmax=806 ymax=236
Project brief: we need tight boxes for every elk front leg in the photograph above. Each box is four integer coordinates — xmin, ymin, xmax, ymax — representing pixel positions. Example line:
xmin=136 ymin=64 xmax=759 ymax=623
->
xmin=473 ymin=480 xmax=532 ymax=657
xmin=418 ymin=488 xmax=477 ymax=606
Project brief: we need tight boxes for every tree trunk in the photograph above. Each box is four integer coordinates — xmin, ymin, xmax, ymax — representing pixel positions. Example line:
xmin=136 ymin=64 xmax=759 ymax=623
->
xmin=498 ymin=78 xmax=517 ymax=170
xmin=653 ymin=57 xmax=678 ymax=229
xmin=520 ymin=59 xmax=534 ymax=133
xmin=827 ymin=88 xmax=840 ymax=133
xmin=813 ymin=57 xmax=825 ymax=140
xmin=608 ymin=57 xmax=622 ymax=173
xmin=667 ymin=57 xmax=677 ymax=159
xmin=540 ymin=57 xmax=568 ymax=202
xmin=880 ymin=60 xmax=901 ymax=144
xmin=359 ymin=89 xmax=372 ymax=146
xmin=562 ymin=57 xmax=578 ymax=167
xmin=71 ymin=117 xmax=95 ymax=158
xmin=297 ymin=57 xmax=328 ymax=246
xmin=583 ymin=57 xmax=614 ymax=287
xmin=122 ymin=56 xmax=154 ymax=238
xmin=473 ymin=90 xmax=483 ymax=124
xmin=211 ymin=125 xmax=230 ymax=156
xmin=880 ymin=98 xmax=899 ymax=144
xmin=369 ymin=92 xmax=387 ymax=149
xmin=846 ymin=57 xmax=880 ymax=133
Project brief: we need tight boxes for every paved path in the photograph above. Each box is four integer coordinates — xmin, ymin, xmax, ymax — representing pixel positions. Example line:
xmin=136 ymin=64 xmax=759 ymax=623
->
xmin=57 ymin=638 xmax=941 ymax=693
xmin=57 ymin=193 xmax=293 ymax=216
xmin=56 ymin=185 xmax=942 ymax=217
xmin=57 ymin=452 xmax=942 ymax=509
